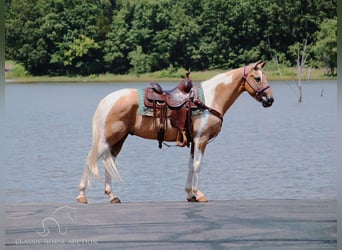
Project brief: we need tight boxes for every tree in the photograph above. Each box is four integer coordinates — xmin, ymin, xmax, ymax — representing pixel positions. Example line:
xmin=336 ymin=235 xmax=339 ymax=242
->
xmin=43 ymin=0 xmax=105 ymax=75
xmin=312 ymin=18 xmax=337 ymax=76
xmin=103 ymin=2 xmax=134 ymax=74
xmin=289 ymin=39 xmax=310 ymax=103
xmin=62 ymin=35 xmax=101 ymax=75
xmin=6 ymin=0 xmax=107 ymax=75
xmin=5 ymin=0 xmax=48 ymax=74
xmin=5 ymin=0 xmax=337 ymax=76
xmin=129 ymin=46 xmax=151 ymax=75
xmin=149 ymin=0 xmax=200 ymax=70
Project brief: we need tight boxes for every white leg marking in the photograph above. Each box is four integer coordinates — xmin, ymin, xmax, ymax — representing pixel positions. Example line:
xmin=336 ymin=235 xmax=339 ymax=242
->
xmin=78 ymin=165 xmax=90 ymax=194
xmin=104 ymin=169 xmax=116 ymax=201
xmin=77 ymin=164 xmax=90 ymax=203
xmin=192 ymin=147 xmax=203 ymax=192
xmin=185 ymin=156 xmax=194 ymax=192
xmin=104 ymin=169 xmax=112 ymax=194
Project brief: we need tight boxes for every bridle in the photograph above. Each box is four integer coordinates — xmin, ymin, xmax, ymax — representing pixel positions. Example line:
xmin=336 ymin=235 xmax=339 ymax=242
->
xmin=243 ymin=65 xmax=270 ymax=99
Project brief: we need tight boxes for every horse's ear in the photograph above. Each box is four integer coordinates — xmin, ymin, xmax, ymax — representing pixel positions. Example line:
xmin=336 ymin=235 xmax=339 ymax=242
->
xmin=254 ymin=60 xmax=267 ymax=70
xmin=260 ymin=61 xmax=267 ymax=69
xmin=253 ymin=60 xmax=262 ymax=70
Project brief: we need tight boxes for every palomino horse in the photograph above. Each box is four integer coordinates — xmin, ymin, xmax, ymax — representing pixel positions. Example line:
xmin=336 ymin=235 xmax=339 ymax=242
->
xmin=76 ymin=60 xmax=274 ymax=204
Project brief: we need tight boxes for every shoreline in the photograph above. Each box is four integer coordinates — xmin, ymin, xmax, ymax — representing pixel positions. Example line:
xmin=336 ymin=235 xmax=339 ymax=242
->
xmin=5 ymin=67 xmax=336 ymax=83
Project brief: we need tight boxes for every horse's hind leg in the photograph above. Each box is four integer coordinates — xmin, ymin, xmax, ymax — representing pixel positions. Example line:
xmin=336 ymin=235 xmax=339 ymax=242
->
xmin=103 ymin=152 xmax=121 ymax=203
xmin=77 ymin=137 xmax=109 ymax=204
xmin=103 ymin=135 xmax=127 ymax=203
xmin=76 ymin=164 xmax=90 ymax=204
xmin=105 ymin=170 xmax=121 ymax=203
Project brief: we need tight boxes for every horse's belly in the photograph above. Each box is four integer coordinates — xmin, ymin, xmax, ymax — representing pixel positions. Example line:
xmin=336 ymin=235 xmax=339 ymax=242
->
xmin=132 ymin=116 xmax=179 ymax=141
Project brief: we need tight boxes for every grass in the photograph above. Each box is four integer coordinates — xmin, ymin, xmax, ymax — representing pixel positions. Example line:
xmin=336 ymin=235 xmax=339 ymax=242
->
xmin=5 ymin=60 xmax=335 ymax=83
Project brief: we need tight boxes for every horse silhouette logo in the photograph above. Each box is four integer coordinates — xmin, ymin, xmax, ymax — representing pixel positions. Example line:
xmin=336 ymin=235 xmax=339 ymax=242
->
xmin=38 ymin=206 xmax=77 ymax=237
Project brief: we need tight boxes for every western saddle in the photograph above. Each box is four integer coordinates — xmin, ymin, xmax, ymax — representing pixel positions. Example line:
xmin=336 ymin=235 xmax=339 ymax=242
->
xmin=144 ymin=72 xmax=198 ymax=148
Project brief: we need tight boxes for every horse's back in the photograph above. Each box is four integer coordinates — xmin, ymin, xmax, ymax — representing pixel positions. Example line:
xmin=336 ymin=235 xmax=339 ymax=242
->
xmin=99 ymin=88 xmax=138 ymax=109
xmin=95 ymin=88 xmax=139 ymax=119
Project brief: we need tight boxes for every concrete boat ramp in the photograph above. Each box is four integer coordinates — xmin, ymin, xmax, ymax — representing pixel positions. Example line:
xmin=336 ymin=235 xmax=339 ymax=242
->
xmin=5 ymin=199 xmax=336 ymax=249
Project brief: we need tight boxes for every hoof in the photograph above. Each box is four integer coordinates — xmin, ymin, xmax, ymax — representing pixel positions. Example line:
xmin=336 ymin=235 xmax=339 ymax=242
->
xmin=76 ymin=196 xmax=88 ymax=204
xmin=110 ymin=197 xmax=121 ymax=204
xmin=197 ymin=196 xmax=208 ymax=202
xmin=187 ymin=196 xmax=208 ymax=202
xmin=186 ymin=190 xmax=208 ymax=202
xmin=187 ymin=196 xmax=198 ymax=202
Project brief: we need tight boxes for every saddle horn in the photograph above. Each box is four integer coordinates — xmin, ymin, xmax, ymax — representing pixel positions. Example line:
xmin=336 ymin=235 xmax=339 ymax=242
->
xmin=185 ymin=69 xmax=191 ymax=78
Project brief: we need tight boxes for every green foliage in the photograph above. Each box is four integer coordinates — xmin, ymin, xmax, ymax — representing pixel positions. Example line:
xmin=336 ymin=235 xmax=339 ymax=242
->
xmin=61 ymin=35 xmax=101 ymax=75
xmin=5 ymin=0 xmax=47 ymax=74
xmin=312 ymin=18 xmax=337 ymax=75
xmin=151 ymin=65 xmax=186 ymax=78
xmin=5 ymin=0 xmax=337 ymax=76
xmin=103 ymin=2 xmax=133 ymax=74
xmin=64 ymin=35 xmax=100 ymax=66
xmin=6 ymin=62 xmax=30 ymax=78
xmin=129 ymin=46 xmax=152 ymax=75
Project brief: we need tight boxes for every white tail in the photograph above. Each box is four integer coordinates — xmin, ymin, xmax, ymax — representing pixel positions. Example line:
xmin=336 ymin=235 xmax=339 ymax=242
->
xmin=101 ymin=151 xmax=122 ymax=182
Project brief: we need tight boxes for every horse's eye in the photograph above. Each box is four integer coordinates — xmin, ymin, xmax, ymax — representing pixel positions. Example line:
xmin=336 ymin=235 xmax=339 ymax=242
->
xmin=254 ymin=76 xmax=261 ymax=82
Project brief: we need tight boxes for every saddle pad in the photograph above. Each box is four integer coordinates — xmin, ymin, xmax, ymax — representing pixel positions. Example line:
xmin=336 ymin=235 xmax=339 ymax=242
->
xmin=137 ymin=85 xmax=206 ymax=116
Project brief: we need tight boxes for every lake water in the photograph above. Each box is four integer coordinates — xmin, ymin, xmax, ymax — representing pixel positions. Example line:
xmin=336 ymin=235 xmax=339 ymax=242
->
xmin=4 ymin=80 xmax=337 ymax=204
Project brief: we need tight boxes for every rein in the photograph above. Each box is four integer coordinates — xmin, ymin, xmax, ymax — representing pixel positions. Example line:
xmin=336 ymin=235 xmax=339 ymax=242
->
xmin=243 ymin=65 xmax=270 ymax=98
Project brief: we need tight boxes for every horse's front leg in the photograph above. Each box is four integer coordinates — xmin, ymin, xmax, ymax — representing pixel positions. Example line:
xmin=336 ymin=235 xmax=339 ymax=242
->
xmin=185 ymin=140 xmax=208 ymax=202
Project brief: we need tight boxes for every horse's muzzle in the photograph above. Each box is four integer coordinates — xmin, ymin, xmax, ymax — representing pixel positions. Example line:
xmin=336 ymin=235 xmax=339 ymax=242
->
xmin=261 ymin=96 xmax=274 ymax=108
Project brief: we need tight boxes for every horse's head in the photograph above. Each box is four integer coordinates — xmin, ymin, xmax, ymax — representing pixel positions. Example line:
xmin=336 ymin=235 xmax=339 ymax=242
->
xmin=242 ymin=61 xmax=274 ymax=108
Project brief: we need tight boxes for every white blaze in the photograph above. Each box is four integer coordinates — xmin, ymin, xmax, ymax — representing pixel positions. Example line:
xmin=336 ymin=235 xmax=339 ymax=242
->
xmin=258 ymin=69 xmax=263 ymax=83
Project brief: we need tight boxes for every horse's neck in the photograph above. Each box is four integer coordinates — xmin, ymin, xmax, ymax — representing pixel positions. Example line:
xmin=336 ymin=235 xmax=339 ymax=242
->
xmin=201 ymin=69 xmax=244 ymax=116
xmin=221 ymin=76 xmax=245 ymax=115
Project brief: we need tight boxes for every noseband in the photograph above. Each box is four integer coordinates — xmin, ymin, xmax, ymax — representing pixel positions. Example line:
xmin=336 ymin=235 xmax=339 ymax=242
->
xmin=243 ymin=65 xmax=270 ymax=98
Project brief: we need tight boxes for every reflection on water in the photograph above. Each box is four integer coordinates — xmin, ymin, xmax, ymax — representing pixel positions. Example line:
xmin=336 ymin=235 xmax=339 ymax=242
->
xmin=4 ymin=81 xmax=336 ymax=203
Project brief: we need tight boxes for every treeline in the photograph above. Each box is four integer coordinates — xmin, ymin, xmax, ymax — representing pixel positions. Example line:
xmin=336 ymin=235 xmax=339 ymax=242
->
xmin=5 ymin=0 xmax=337 ymax=76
